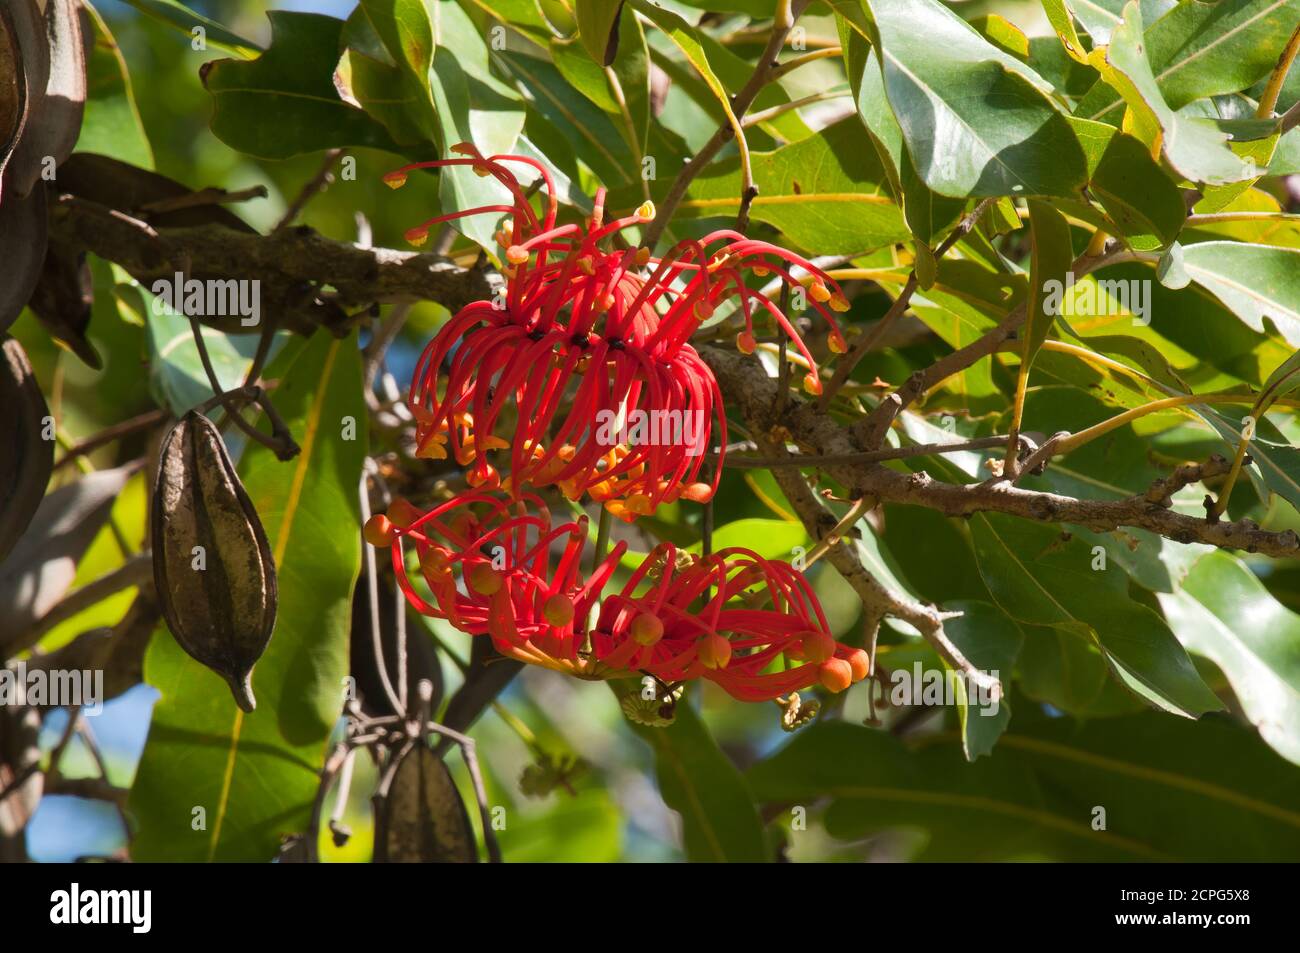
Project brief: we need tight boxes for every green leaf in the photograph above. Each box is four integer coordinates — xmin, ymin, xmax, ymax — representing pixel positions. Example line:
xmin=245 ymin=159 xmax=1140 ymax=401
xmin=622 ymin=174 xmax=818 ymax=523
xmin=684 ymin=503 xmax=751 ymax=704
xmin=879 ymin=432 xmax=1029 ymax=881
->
xmin=1084 ymin=3 xmax=1253 ymax=186
xmin=747 ymin=709 xmax=1300 ymax=860
xmin=629 ymin=0 xmax=748 ymax=172
xmin=1071 ymin=117 xmax=1185 ymax=249
xmin=1180 ymin=241 xmax=1300 ymax=346
xmin=143 ymin=306 xmax=265 ymax=416
xmin=840 ymin=25 xmax=966 ymax=249
xmin=968 ymin=512 xmax=1223 ymax=718
xmin=614 ymin=683 xmax=767 ymax=861
xmin=75 ymin=3 xmax=153 ymax=168
xmin=121 ymin=0 xmax=261 ymax=58
xmin=1017 ymin=625 xmax=1148 ymax=716
xmin=943 ymin=600 xmax=1023 ymax=760
xmin=668 ymin=118 xmax=908 ymax=255
xmin=686 ymin=518 xmax=809 ymax=561
xmin=575 ymin=0 xmax=624 ymax=66
xmin=357 ymin=0 xmax=436 ymax=76
xmin=1158 ymin=550 xmax=1300 ymax=765
xmin=1068 ymin=0 xmax=1177 ymax=45
xmin=499 ymin=50 xmax=638 ymax=189
xmin=859 ymin=0 xmax=1088 ymax=198
xmin=1022 ymin=200 xmax=1074 ymax=374
xmin=1041 ymin=0 xmax=1089 ymax=63
xmin=130 ymin=332 xmax=366 ymax=861
xmin=428 ymin=1 xmax=525 ymax=253
xmin=1086 ymin=0 xmax=1300 ymax=122
xmin=203 ymin=12 xmax=401 ymax=160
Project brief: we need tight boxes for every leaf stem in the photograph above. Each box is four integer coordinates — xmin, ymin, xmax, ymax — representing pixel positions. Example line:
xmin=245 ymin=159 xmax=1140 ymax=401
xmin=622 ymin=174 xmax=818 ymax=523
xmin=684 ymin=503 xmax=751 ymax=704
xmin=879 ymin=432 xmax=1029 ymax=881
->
xmin=1257 ymin=24 xmax=1300 ymax=118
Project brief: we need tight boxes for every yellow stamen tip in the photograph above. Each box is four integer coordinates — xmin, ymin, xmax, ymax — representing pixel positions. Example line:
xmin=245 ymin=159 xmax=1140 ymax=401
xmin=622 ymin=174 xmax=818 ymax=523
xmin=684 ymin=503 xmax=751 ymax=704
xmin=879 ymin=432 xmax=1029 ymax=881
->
xmin=506 ymin=245 xmax=530 ymax=265
xmin=636 ymin=200 xmax=655 ymax=222
xmin=803 ymin=372 xmax=822 ymax=395
xmin=383 ymin=172 xmax=408 ymax=190
xmin=405 ymin=226 xmax=430 ymax=247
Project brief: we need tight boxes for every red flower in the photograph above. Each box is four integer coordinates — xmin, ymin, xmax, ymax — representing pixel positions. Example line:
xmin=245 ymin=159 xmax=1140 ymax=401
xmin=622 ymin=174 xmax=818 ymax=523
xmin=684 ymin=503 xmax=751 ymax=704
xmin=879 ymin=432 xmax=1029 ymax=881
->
xmin=385 ymin=146 xmax=851 ymax=517
xmin=366 ymin=496 xmax=868 ymax=701
xmin=590 ymin=542 xmax=868 ymax=702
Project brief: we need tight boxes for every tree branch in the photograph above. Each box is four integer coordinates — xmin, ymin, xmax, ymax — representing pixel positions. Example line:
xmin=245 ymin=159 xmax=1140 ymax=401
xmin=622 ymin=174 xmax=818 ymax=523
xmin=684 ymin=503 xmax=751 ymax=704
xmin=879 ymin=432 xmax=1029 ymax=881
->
xmin=703 ymin=346 xmax=1300 ymax=558
xmin=49 ymin=196 xmax=499 ymax=326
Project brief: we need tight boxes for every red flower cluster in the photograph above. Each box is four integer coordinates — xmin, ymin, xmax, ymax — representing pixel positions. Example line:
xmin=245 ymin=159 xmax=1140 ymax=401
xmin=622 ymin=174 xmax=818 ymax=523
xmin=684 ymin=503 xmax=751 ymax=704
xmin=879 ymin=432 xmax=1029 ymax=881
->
xmin=387 ymin=145 xmax=850 ymax=520
xmin=365 ymin=146 xmax=868 ymax=704
xmin=365 ymin=491 xmax=869 ymax=701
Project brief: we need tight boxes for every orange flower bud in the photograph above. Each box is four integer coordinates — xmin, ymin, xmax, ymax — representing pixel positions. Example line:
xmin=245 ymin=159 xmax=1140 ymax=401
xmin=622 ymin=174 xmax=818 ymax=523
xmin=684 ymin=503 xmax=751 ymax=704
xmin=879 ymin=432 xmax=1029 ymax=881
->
xmin=845 ymin=648 xmax=871 ymax=683
xmin=678 ymin=482 xmax=713 ymax=503
xmin=420 ymin=546 xmax=453 ymax=578
xmin=818 ymin=658 xmax=853 ymax=693
xmin=798 ymin=630 xmax=836 ymax=664
xmin=363 ymin=514 xmax=397 ymax=547
xmin=467 ymin=561 xmax=503 ymax=596
xmin=542 ymin=593 xmax=575 ymax=627
xmin=631 ymin=613 xmax=664 ymax=646
xmin=698 ymin=633 xmax=732 ymax=670
xmin=387 ymin=497 xmax=422 ymax=529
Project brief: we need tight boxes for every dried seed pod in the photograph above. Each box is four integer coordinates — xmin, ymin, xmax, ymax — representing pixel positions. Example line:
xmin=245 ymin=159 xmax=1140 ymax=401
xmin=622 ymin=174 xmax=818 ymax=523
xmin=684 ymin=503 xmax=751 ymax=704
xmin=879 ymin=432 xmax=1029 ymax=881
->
xmin=373 ymin=743 xmax=477 ymax=863
xmin=0 ymin=336 xmax=53 ymax=565
xmin=151 ymin=411 xmax=276 ymax=712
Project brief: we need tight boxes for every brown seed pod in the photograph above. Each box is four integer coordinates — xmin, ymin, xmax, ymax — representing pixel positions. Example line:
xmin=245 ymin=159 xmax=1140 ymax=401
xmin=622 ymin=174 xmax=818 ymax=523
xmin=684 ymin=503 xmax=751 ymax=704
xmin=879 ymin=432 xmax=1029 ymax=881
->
xmin=151 ymin=410 xmax=276 ymax=712
xmin=0 ymin=336 xmax=53 ymax=565
xmin=373 ymin=743 xmax=477 ymax=863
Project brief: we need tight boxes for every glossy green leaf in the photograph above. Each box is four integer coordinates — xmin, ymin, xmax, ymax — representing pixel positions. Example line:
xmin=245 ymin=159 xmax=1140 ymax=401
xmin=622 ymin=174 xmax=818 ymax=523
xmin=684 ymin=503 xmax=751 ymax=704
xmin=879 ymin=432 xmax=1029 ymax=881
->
xmin=131 ymin=332 xmax=366 ymax=861
xmin=121 ymin=0 xmax=260 ymax=58
xmin=1022 ymin=200 xmax=1074 ymax=375
xmin=1041 ymin=0 xmax=1089 ymax=63
xmin=499 ymin=50 xmax=638 ymax=189
xmin=1017 ymin=624 xmax=1148 ymax=716
xmin=1085 ymin=3 xmax=1253 ymax=185
xmin=1159 ymin=550 xmax=1300 ymax=765
xmin=575 ymin=0 xmax=624 ymax=66
xmin=1180 ymin=241 xmax=1300 ymax=346
xmin=629 ymin=0 xmax=747 ymax=173
xmin=859 ymin=0 xmax=1088 ymax=198
xmin=1071 ymin=117 xmax=1185 ymax=249
xmin=686 ymin=518 xmax=809 ymax=561
xmin=75 ymin=3 xmax=153 ymax=168
xmin=840 ymin=26 xmax=966 ymax=249
xmin=614 ymin=683 xmax=767 ymax=861
xmin=943 ymin=600 xmax=1023 ymax=760
xmin=357 ymin=0 xmax=436 ymax=76
xmin=668 ymin=118 xmax=908 ymax=255
xmin=748 ymin=709 xmax=1300 ymax=860
xmin=1085 ymin=0 xmax=1300 ymax=123
xmin=428 ymin=1 xmax=525 ymax=252
xmin=203 ymin=12 xmax=401 ymax=159
xmin=969 ymin=512 xmax=1223 ymax=718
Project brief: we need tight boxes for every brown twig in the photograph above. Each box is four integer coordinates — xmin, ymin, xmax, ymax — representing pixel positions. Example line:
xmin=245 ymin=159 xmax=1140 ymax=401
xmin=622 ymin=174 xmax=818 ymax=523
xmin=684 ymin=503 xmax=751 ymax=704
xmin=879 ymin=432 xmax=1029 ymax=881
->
xmin=641 ymin=0 xmax=810 ymax=248
xmin=703 ymin=345 xmax=1300 ymax=558
xmin=275 ymin=148 xmax=345 ymax=231
xmin=817 ymin=197 xmax=998 ymax=411
xmin=52 ymin=408 xmax=170 ymax=472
